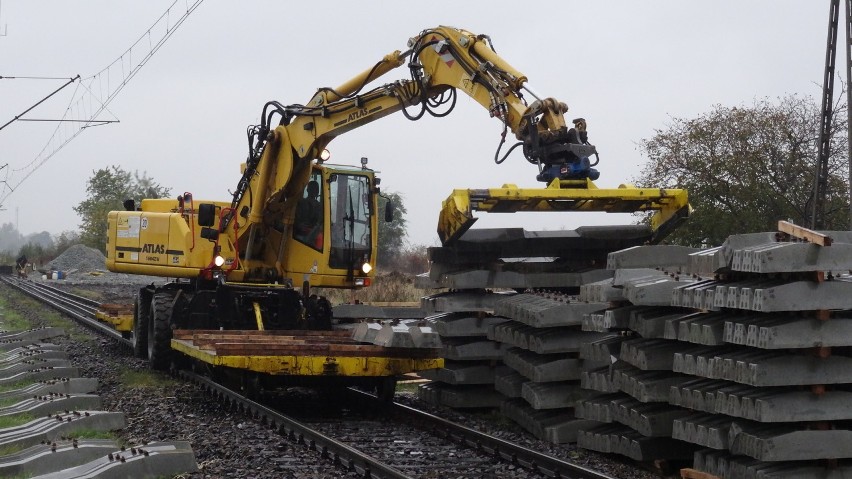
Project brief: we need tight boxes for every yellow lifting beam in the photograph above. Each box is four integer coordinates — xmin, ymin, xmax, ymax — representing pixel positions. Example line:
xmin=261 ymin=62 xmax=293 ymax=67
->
xmin=437 ymin=179 xmax=690 ymax=244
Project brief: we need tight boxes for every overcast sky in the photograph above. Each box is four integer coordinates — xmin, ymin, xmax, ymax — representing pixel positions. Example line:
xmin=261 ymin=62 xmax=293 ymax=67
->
xmin=0 ymin=1 xmax=828 ymax=245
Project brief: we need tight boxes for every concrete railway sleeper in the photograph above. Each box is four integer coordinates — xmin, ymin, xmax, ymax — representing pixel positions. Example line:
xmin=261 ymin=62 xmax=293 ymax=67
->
xmin=0 ymin=276 xmax=198 ymax=477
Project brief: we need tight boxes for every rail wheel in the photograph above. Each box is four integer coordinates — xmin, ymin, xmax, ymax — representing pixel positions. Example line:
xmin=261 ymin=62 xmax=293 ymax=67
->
xmin=148 ymin=291 xmax=174 ymax=371
xmin=132 ymin=293 xmax=150 ymax=359
xmin=240 ymin=372 xmax=263 ymax=400
xmin=375 ymin=376 xmax=397 ymax=402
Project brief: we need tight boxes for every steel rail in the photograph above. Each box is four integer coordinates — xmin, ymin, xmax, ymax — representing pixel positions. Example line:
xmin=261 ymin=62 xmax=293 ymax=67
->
xmin=181 ymin=370 xmax=414 ymax=479
xmin=0 ymin=277 xmax=130 ymax=345
xmin=16 ymin=281 xmax=99 ymax=316
xmin=3 ymin=277 xmax=97 ymax=317
xmin=25 ymin=280 xmax=102 ymax=308
xmin=346 ymin=388 xmax=617 ymax=479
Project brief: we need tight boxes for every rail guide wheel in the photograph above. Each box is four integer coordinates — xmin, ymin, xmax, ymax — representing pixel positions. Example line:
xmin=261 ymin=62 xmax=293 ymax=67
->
xmin=375 ymin=376 xmax=397 ymax=402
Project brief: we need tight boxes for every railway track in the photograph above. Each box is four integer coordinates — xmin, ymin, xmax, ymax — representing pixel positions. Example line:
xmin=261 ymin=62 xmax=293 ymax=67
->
xmin=192 ymin=374 xmax=615 ymax=479
xmin=1 ymin=275 xmax=619 ymax=479
xmin=301 ymin=388 xmax=614 ymax=479
xmin=1 ymin=276 xmax=131 ymax=345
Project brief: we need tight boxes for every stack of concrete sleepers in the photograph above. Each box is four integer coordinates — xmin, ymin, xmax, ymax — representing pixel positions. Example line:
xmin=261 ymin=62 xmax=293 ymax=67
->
xmin=0 ymin=322 xmax=198 ymax=478
xmin=416 ymin=226 xmax=648 ymax=433
xmin=575 ymin=230 xmax=852 ymax=475
xmin=670 ymin=230 xmax=852 ymax=478
xmin=492 ymin=291 xmax=613 ymax=443
xmin=416 ymin=290 xmax=516 ymax=408
xmin=573 ymin=245 xmax=705 ymax=461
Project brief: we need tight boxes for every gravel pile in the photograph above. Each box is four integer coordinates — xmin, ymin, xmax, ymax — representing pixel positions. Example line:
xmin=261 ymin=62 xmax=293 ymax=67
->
xmin=46 ymin=244 xmax=108 ymax=273
xmin=35 ymin=244 xmax=154 ymax=288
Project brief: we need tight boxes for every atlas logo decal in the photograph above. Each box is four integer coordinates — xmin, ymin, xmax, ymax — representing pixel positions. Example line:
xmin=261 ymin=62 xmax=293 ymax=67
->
xmin=141 ymin=243 xmax=166 ymax=254
xmin=335 ymin=106 xmax=382 ymax=128
xmin=347 ymin=108 xmax=369 ymax=122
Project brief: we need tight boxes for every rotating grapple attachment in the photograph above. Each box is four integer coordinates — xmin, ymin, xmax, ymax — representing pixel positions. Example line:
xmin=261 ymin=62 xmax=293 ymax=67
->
xmin=524 ymin=117 xmax=600 ymax=183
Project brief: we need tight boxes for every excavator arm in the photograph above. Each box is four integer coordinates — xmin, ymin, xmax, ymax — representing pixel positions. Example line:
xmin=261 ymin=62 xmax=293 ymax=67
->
xmin=229 ymin=26 xmax=614 ymax=279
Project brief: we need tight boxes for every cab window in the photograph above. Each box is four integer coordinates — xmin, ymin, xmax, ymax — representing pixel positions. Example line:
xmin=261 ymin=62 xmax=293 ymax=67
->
xmin=293 ymin=171 xmax=324 ymax=251
xmin=329 ymin=173 xmax=372 ymax=269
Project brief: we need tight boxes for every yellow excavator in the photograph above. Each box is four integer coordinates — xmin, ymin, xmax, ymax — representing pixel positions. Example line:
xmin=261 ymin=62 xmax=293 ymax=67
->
xmin=105 ymin=26 xmax=688 ymax=377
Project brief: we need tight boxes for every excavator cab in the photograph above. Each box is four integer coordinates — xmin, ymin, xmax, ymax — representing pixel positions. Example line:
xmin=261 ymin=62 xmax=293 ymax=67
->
xmin=282 ymin=164 xmax=378 ymax=289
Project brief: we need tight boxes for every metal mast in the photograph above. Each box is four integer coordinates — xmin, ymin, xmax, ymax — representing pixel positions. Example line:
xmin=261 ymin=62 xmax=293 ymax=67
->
xmin=812 ymin=0 xmax=852 ymax=229
xmin=811 ymin=0 xmax=839 ymax=229
xmin=846 ymin=0 xmax=852 ymax=228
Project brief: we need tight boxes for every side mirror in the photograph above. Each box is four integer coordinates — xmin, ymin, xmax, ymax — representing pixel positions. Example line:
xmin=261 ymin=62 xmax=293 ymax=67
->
xmin=384 ymin=200 xmax=394 ymax=223
xmin=198 ymin=203 xmax=216 ymax=227
xmin=200 ymin=227 xmax=219 ymax=241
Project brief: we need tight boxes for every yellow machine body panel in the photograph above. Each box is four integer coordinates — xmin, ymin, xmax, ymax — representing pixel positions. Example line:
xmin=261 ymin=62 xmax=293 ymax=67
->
xmin=106 ymin=165 xmax=377 ymax=288
xmin=107 ymin=200 xmax=236 ymax=279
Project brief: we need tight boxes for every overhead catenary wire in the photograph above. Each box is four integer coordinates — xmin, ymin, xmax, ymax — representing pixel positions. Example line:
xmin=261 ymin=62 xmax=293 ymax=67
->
xmin=0 ymin=0 xmax=205 ymax=207
xmin=0 ymin=75 xmax=80 ymax=132
xmin=0 ymin=76 xmax=77 ymax=80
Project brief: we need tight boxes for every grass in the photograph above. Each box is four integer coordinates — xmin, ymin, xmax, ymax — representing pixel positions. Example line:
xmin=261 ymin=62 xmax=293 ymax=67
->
xmin=316 ymin=272 xmax=438 ymax=305
xmin=17 ymin=299 xmax=65 ymax=329
xmin=0 ymin=413 xmax=34 ymax=429
xmin=119 ymin=367 xmax=179 ymax=389
xmin=0 ymin=294 xmax=33 ymax=331
xmin=66 ymin=429 xmax=117 ymax=440
xmin=0 ymin=443 xmax=26 ymax=459
xmin=0 ymin=396 xmax=24 ymax=408
xmin=69 ymin=289 xmax=103 ymax=301
xmin=38 ymin=307 xmax=91 ymax=342
xmin=0 ymin=381 xmax=35 ymax=394
xmin=5 ymin=294 xmax=64 ymax=328
xmin=5 ymin=293 xmax=92 ymax=342
xmin=395 ymin=380 xmax=426 ymax=394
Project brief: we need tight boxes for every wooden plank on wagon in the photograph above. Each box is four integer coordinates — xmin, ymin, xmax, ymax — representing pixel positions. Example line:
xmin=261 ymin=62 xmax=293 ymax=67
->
xmin=680 ymin=469 xmax=720 ymax=479
xmin=777 ymin=220 xmax=833 ymax=246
